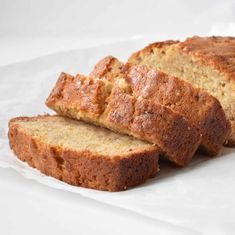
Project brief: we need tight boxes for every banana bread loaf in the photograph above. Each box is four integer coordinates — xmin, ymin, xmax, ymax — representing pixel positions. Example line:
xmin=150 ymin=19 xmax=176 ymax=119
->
xmin=128 ymin=36 xmax=235 ymax=146
xmin=46 ymin=72 xmax=201 ymax=166
xmin=90 ymin=56 xmax=231 ymax=156
xmin=9 ymin=115 xmax=159 ymax=191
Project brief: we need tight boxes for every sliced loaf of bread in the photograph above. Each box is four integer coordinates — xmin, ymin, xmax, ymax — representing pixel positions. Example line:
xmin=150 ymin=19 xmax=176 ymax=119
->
xmin=46 ymin=73 xmax=201 ymax=166
xmin=9 ymin=115 xmax=159 ymax=191
xmin=90 ymin=56 xmax=231 ymax=156
xmin=128 ymin=36 xmax=235 ymax=146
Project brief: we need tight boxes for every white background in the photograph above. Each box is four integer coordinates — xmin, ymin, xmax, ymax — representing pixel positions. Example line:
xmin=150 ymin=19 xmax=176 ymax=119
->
xmin=1 ymin=1 xmax=235 ymax=234
xmin=1 ymin=0 xmax=235 ymax=66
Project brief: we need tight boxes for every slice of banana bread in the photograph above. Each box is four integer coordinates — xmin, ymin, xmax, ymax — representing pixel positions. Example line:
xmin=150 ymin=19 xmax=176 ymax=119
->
xmin=128 ymin=36 xmax=235 ymax=146
xmin=9 ymin=115 xmax=159 ymax=191
xmin=90 ymin=56 xmax=231 ymax=156
xmin=46 ymin=73 xmax=201 ymax=167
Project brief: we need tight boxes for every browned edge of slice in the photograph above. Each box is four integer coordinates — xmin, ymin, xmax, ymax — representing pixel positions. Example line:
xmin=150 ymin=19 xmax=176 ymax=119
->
xmin=124 ymin=64 xmax=231 ymax=156
xmin=90 ymin=56 xmax=231 ymax=156
xmin=46 ymin=73 xmax=201 ymax=166
xmin=8 ymin=116 xmax=159 ymax=192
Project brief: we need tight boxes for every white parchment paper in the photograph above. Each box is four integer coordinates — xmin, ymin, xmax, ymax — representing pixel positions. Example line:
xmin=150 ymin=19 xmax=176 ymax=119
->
xmin=0 ymin=38 xmax=235 ymax=235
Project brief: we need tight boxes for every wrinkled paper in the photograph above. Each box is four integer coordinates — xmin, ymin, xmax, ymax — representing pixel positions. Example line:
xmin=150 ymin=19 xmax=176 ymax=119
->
xmin=1 ymin=38 xmax=235 ymax=235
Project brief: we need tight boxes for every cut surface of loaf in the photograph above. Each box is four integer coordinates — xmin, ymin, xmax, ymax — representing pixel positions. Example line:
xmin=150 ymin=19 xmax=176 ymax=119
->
xmin=9 ymin=115 xmax=159 ymax=191
xmin=90 ymin=56 xmax=231 ymax=156
xmin=46 ymin=72 xmax=201 ymax=166
xmin=128 ymin=36 xmax=235 ymax=146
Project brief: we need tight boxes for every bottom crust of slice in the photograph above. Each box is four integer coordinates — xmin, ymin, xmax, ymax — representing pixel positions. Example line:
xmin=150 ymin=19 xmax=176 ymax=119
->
xmin=8 ymin=117 xmax=159 ymax=192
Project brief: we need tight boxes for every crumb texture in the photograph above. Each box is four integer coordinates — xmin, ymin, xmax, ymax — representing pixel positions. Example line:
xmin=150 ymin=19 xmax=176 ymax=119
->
xmin=12 ymin=115 xmax=154 ymax=156
xmin=9 ymin=115 xmax=159 ymax=191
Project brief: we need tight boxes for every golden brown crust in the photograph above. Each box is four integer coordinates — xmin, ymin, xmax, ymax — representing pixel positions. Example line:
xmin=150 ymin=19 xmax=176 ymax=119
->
xmin=90 ymin=56 xmax=114 ymax=77
xmin=90 ymin=56 xmax=125 ymax=82
xmin=105 ymin=87 xmax=200 ymax=166
xmin=46 ymin=73 xmax=106 ymax=119
xmin=125 ymin=65 xmax=231 ymax=156
xmin=132 ymin=98 xmax=200 ymax=166
xmin=105 ymin=87 xmax=135 ymax=129
xmin=91 ymin=56 xmax=231 ymax=155
xmin=8 ymin=116 xmax=159 ymax=192
xmin=46 ymin=73 xmax=201 ymax=166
